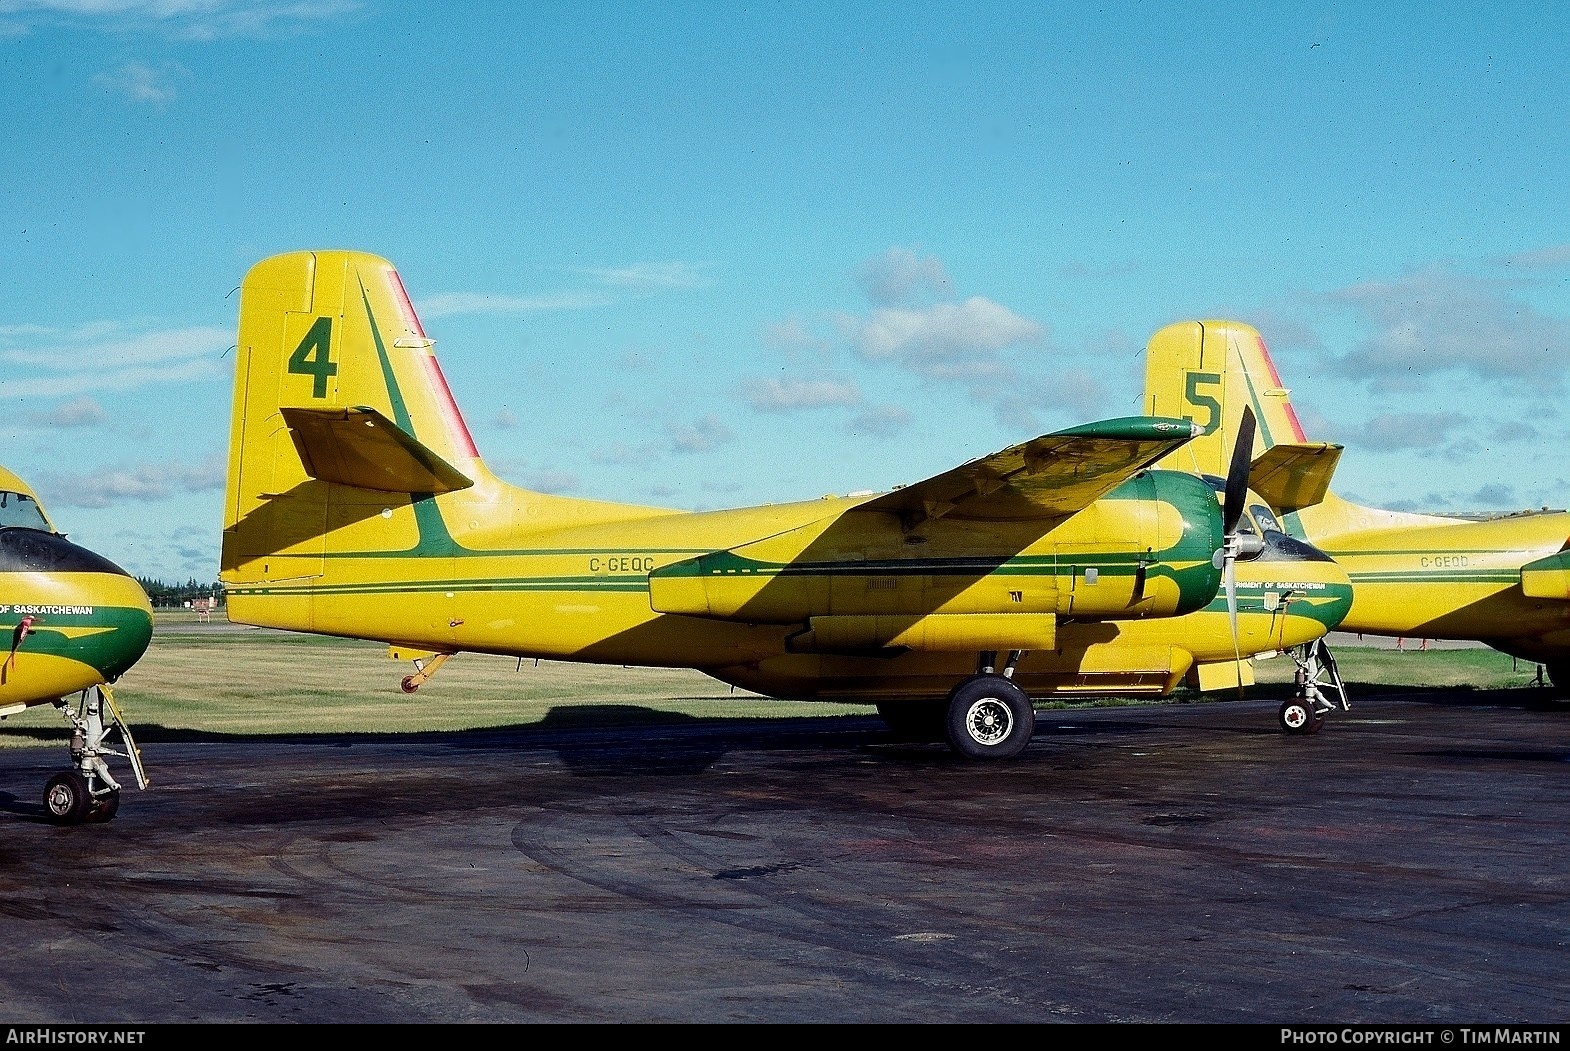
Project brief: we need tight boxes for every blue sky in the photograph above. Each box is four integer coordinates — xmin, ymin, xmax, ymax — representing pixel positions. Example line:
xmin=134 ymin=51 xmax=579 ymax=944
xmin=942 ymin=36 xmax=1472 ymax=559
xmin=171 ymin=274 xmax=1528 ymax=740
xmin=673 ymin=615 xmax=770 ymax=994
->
xmin=2 ymin=1 xmax=1568 ymax=583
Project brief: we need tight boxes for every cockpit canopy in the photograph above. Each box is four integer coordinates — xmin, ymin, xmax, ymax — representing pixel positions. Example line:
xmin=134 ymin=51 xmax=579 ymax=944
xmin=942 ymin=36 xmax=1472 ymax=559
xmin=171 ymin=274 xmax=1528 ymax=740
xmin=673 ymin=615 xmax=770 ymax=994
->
xmin=1200 ymin=474 xmax=1283 ymax=537
xmin=0 ymin=489 xmax=53 ymax=532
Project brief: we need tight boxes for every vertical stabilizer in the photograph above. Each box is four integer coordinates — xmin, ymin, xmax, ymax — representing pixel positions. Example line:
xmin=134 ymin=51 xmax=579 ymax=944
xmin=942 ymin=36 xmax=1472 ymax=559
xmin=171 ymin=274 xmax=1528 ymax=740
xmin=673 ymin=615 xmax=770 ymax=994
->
xmin=1143 ymin=319 xmax=1370 ymax=538
xmin=221 ymin=250 xmax=491 ymax=591
xmin=1143 ymin=320 xmax=1310 ymax=477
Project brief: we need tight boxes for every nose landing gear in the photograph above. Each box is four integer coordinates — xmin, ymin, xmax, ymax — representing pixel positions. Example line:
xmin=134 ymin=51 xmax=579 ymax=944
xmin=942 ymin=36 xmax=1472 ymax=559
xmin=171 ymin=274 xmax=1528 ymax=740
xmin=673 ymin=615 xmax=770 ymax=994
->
xmin=1279 ymin=639 xmax=1347 ymax=736
xmin=43 ymin=683 xmax=147 ymax=825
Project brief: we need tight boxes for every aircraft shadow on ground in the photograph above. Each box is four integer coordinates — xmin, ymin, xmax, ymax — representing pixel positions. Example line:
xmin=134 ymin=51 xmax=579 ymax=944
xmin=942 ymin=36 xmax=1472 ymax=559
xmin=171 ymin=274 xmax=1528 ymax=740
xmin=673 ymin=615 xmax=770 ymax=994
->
xmin=3 ymin=688 xmax=1565 ymax=824
xmin=2 ymin=687 xmax=1564 ymax=820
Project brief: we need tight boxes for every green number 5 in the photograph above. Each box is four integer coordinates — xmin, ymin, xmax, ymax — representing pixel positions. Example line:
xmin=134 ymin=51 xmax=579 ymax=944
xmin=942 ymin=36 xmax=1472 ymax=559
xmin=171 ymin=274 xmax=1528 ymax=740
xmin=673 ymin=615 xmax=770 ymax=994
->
xmin=1183 ymin=371 xmax=1222 ymax=435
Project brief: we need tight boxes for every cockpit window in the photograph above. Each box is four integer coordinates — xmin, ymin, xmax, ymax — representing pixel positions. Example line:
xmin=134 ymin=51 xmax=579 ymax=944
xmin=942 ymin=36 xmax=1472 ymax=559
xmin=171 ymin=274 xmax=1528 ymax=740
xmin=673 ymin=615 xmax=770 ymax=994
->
xmin=0 ymin=490 xmax=52 ymax=531
xmin=1250 ymin=503 xmax=1283 ymax=535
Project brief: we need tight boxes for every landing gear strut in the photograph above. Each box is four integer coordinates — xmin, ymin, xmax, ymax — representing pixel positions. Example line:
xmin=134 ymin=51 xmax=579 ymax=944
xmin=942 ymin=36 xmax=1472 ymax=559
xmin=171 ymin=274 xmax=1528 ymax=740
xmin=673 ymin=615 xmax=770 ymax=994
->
xmin=401 ymin=652 xmax=455 ymax=693
xmin=44 ymin=683 xmax=147 ymax=825
xmin=1279 ymin=639 xmax=1348 ymax=736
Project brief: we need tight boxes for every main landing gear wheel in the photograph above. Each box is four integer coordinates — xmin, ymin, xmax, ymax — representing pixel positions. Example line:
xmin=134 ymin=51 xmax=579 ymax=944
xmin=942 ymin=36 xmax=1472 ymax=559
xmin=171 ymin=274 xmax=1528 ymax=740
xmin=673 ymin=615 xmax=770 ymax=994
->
xmin=1279 ymin=697 xmax=1325 ymax=736
xmin=1544 ymin=661 xmax=1570 ymax=698
xmin=43 ymin=771 xmax=90 ymax=825
xmin=945 ymin=674 xmax=1036 ymax=760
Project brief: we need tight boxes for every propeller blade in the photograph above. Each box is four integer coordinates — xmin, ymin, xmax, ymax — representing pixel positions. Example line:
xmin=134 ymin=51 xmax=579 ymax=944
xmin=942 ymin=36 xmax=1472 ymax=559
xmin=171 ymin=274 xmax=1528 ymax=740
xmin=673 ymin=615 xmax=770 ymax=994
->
xmin=1225 ymin=548 xmax=1243 ymax=696
xmin=1222 ymin=406 xmax=1258 ymax=537
xmin=1217 ymin=409 xmax=1256 ymax=698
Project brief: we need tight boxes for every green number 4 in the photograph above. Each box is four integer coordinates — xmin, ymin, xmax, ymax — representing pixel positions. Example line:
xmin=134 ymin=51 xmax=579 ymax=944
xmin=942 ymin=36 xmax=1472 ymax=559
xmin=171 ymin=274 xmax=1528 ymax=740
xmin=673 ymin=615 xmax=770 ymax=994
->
xmin=288 ymin=316 xmax=338 ymax=398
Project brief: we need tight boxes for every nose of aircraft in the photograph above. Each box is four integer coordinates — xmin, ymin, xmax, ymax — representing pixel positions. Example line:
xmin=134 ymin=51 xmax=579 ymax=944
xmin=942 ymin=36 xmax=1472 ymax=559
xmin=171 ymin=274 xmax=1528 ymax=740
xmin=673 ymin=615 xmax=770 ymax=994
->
xmin=90 ymin=568 xmax=156 ymax=682
xmin=0 ymin=528 xmax=154 ymax=690
xmin=1242 ymin=530 xmax=1353 ymax=649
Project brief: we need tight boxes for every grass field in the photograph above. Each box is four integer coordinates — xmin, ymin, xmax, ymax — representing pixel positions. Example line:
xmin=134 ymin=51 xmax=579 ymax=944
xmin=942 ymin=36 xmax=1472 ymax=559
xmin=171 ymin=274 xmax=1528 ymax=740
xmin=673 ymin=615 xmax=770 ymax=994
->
xmin=0 ymin=612 xmax=1554 ymax=747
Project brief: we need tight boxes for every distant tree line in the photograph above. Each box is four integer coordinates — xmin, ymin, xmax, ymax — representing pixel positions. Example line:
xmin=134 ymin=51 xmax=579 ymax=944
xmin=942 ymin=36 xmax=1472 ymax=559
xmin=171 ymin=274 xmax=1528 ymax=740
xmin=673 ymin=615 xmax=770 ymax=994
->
xmin=136 ymin=577 xmax=225 ymax=610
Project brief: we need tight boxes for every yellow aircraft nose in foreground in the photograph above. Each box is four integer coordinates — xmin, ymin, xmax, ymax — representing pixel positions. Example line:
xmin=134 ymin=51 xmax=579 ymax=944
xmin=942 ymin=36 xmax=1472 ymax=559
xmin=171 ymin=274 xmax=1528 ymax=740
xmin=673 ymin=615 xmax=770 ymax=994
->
xmin=0 ymin=466 xmax=154 ymax=823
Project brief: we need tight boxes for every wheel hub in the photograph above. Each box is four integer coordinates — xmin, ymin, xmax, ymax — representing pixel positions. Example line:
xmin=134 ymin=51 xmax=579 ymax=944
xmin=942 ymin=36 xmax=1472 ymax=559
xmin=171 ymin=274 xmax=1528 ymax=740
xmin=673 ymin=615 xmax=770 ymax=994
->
xmin=966 ymin=698 xmax=1013 ymax=745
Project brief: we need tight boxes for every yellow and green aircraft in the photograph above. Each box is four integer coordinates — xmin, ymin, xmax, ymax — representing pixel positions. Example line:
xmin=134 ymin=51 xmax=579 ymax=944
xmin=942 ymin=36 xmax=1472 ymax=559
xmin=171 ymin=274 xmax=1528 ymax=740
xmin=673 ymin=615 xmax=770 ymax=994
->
xmin=1145 ymin=318 xmax=1570 ymax=728
xmin=220 ymin=251 xmax=1351 ymax=759
xmin=0 ymin=465 xmax=153 ymax=823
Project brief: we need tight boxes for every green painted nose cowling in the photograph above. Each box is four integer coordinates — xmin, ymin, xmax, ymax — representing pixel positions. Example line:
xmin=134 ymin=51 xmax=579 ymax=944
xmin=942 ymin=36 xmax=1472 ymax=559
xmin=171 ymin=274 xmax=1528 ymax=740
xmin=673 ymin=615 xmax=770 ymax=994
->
xmin=1144 ymin=469 xmax=1228 ymax=616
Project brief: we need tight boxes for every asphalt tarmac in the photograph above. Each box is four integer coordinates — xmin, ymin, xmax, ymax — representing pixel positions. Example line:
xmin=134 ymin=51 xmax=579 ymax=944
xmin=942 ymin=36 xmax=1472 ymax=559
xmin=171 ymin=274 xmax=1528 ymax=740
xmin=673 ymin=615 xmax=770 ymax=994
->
xmin=2 ymin=686 xmax=1568 ymax=1025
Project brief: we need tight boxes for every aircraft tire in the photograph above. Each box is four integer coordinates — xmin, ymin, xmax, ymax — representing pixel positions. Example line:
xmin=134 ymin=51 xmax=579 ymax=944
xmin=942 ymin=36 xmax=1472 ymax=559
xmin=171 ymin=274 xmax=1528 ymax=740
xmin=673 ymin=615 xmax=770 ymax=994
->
xmin=43 ymin=771 xmax=90 ymax=825
xmin=945 ymin=675 xmax=1036 ymax=761
xmin=876 ymin=700 xmax=948 ymax=742
xmin=1544 ymin=662 xmax=1570 ymax=698
xmin=1278 ymin=698 xmax=1325 ymax=736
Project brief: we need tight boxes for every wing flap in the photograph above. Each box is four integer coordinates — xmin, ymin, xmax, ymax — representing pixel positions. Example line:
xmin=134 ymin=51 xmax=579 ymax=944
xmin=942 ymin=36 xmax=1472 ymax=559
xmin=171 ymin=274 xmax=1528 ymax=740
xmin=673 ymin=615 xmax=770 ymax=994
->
xmin=1248 ymin=443 xmax=1342 ymax=512
xmin=858 ymin=416 xmax=1200 ymax=528
xmin=280 ymin=406 xmax=474 ymax=494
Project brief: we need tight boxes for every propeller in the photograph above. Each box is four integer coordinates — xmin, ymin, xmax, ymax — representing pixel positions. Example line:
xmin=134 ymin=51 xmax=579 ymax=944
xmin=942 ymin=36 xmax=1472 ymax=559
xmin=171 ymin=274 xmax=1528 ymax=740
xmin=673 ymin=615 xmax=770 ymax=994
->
xmin=1216 ymin=407 xmax=1259 ymax=694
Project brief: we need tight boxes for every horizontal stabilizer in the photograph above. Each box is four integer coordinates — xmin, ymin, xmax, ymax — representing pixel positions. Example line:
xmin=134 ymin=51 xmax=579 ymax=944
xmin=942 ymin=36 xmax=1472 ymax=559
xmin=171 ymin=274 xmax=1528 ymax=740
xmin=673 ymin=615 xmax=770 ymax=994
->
xmin=281 ymin=406 xmax=475 ymax=494
xmin=1520 ymin=550 xmax=1570 ymax=601
xmin=1248 ymin=443 xmax=1342 ymax=512
xmin=859 ymin=416 xmax=1200 ymax=528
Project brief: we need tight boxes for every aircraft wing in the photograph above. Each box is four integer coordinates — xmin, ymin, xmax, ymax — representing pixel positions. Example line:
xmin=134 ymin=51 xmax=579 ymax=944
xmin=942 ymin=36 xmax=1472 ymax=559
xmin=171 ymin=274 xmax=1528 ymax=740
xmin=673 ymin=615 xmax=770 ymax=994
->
xmin=858 ymin=416 xmax=1200 ymax=528
xmin=1248 ymin=443 xmax=1342 ymax=513
xmin=280 ymin=406 xmax=475 ymax=494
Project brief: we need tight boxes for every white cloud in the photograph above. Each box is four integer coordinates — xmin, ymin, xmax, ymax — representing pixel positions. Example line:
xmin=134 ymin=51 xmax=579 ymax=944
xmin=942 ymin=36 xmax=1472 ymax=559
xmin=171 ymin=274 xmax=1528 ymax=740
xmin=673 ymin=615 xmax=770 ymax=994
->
xmin=0 ymin=323 xmax=227 ymax=366
xmin=1325 ymin=266 xmax=1570 ymax=386
xmin=26 ymin=395 xmax=107 ymax=427
xmin=668 ymin=415 xmax=733 ymax=454
xmin=574 ymin=262 xmax=710 ymax=291
xmin=846 ymin=404 xmax=911 ymax=438
xmin=93 ymin=60 xmax=183 ymax=105
xmin=0 ymin=319 xmax=227 ymax=399
xmin=1496 ymin=244 xmax=1570 ymax=270
xmin=762 ymin=317 xmax=829 ymax=356
xmin=1 ymin=356 xmax=223 ymax=399
xmin=840 ymin=297 xmax=1043 ymax=380
xmin=38 ymin=452 xmax=225 ymax=509
xmin=1344 ymin=411 xmax=1467 ymax=452
xmin=517 ymin=468 xmax=579 ymax=494
xmin=856 ymin=247 xmax=952 ymax=307
xmin=416 ymin=290 xmax=612 ymax=320
xmin=0 ymin=1 xmax=361 ymax=40
xmin=742 ymin=375 xmax=861 ymax=412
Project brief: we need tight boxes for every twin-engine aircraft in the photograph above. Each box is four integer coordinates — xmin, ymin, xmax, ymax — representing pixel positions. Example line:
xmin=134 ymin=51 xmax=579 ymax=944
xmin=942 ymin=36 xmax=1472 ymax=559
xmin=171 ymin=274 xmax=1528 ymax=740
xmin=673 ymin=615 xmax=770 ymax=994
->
xmin=1144 ymin=319 xmax=1570 ymax=727
xmin=0 ymin=465 xmax=153 ymax=823
xmin=219 ymin=251 xmax=1351 ymax=760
